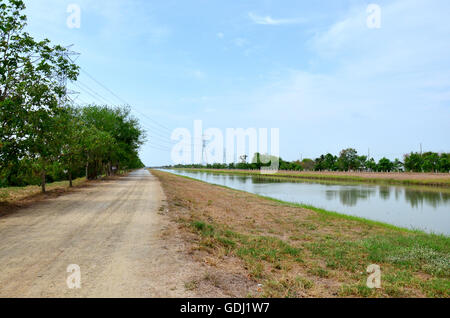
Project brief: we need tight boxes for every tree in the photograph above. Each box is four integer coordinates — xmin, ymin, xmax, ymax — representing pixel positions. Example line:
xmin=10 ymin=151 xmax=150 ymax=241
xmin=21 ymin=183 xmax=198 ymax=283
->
xmin=366 ymin=158 xmax=377 ymax=171
xmin=300 ymin=158 xmax=315 ymax=171
xmin=0 ymin=0 xmax=79 ymax=192
xmin=404 ymin=153 xmax=423 ymax=172
xmin=58 ymin=107 xmax=85 ymax=187
xmin=338 ymin=148 xmax=359 ymax=171
xmin=393 ymin=158 xmax=403 ymax=172
xmin=357 ymin=155 xmax=368 ymax=171
xmin=1 ymin=0 xmax=33 ymax=170
xmin=438 ymin=153 xmax=450 ymax=173
xmin=314 ymin=153 xmax=337 ymax=171
xmin=80 ymin=105 xmax=145 ymax=179
xmin=377 ymin=157 xmax=394 ymax=172
xmin=422 ymin=152 xmax=440 ymax=172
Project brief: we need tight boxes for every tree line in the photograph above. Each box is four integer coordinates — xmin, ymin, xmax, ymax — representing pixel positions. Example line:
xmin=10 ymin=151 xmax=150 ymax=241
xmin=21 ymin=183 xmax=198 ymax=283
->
xmin=169 ymin=148 xmax=450 ymax=173
xmin=0 ymin=0 xmax=145 ymax=191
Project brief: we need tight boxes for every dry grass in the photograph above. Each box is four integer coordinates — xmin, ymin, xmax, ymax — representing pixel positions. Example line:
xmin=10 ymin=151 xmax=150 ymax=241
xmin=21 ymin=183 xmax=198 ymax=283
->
xmin=152 ymin=169 xmax=450 ymax=298
xmin=0 ymin=178 xmax=86 ymax=203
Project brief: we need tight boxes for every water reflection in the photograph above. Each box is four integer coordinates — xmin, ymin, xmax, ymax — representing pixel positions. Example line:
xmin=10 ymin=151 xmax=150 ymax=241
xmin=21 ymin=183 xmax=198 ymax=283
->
xmin=379 ymin=186 xmax=391 ymax=200
xmin=404 ymin=189 xmax=449 ymax=209
xmin=250 ymin=176 xmax=449 ymax=209
xmin=342 ymin=188 xmax=376 ymax=207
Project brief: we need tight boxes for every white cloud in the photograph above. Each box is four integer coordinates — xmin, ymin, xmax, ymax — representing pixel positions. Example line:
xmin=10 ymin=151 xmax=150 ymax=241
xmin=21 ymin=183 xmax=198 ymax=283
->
xmin=248 ymin=12 xmax=306 ymax=25
xmin=217 ymin=32 xmax=224 ymax=39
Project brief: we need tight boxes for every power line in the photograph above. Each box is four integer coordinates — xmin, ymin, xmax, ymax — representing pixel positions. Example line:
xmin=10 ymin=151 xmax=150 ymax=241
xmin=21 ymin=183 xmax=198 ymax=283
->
xmin=78 ymin=67 xmax=174 ymax=134
xmin=75 ymin=80 xmax=114 ymax=105
xmin=72 ymin=82 xmax=174 ymax=144
xmin=147 ymin=141 xmax=172 ymax=150
xmin=71 ymin=82 xmax=108 ymax=105
xmin=146 ymin=143 xmax=171 ymax=152
xmin=69 ymin=64 xmax=190 ymax=153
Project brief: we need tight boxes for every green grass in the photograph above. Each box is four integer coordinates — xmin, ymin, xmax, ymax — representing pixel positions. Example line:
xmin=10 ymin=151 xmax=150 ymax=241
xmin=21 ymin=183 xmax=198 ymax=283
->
xmin=190 ymin=220 xmax=303 ymax=277
xmin=172 ymin=168 xmax=450 ymax=187
xmin=189 ymin=218 xmax=450 ymax=297
xmin=189 ymin=219 xmax=449 ymax=297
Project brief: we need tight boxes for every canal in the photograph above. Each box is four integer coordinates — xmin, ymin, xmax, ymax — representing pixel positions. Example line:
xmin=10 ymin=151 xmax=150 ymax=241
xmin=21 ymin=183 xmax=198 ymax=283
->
xmin=161 ymin=169 xmax=450 ymax=235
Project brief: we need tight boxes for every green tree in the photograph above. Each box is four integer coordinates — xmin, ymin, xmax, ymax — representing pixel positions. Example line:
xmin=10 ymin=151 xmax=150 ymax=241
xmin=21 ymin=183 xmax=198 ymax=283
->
xmin=0 ymin=0 xmax=79 ymax=192
xmin=338 ymin=148 xmax=359 ymax=171
xmin=422 ymin=152 xmax=440 ymax=172
xmin=366 ymin=158 xmax=377 ymax=171
xmin=357 ymin=155 xmax=368 ymax=171
xmin=300 ymin=158 xmax=314 ymax=171
xmin=438 ymin=153 xmax=449 ymax=172
xmin=404 ymin=153 xmax=423 ymax=172
xmin=377 ymin=157 xmax=394 ymax=172
xmin=80 ymin=105 xmax=145 ymax=179
xmin=393 ymin=158 xmax=403 ymax=172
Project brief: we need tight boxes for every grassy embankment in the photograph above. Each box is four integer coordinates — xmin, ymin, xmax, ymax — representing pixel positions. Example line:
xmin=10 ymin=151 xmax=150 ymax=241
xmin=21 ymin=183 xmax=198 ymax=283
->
xmin=152 ymin=169 xmax=449 ymax=298
xmin=172 ymin=168 xmax=450 ymax=187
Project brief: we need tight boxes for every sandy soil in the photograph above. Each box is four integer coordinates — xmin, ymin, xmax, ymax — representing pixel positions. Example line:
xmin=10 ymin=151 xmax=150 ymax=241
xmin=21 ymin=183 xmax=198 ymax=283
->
xmin=0 ymin=169 xmax=221 ymax=297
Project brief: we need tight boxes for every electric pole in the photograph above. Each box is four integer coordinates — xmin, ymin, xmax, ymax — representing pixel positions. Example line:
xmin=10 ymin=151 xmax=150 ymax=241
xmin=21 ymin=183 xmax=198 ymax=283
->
xmin=58 ymin=44 xmax=80 ymax=106
xmin=202 ymin=134 xmax=208 ymax=165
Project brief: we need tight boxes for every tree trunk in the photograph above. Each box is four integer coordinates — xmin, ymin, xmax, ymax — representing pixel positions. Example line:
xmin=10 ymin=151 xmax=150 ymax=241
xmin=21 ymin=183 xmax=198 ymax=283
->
xmin=41 ymin=170 xmax=46 ymax=193
xmin=85 ymin=161 xmax=89 ymax=180
xmin=69 ymin=170 xmax=73 ymax=187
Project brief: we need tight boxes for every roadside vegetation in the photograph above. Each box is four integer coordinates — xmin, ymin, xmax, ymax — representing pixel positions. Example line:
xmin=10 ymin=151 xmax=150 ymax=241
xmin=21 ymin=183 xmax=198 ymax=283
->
xmin=0 ymin=176 xmax=86 ymax=204
xmin=152 ymin=170 xmax=450 ymax=298
xmin=0 ymin=0 xmax=145 ymax=193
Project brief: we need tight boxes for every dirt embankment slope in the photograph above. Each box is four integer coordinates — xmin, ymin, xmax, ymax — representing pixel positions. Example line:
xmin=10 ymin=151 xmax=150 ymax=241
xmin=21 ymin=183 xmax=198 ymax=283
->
xmin=153 ymin=170 xmax=449 ymax=298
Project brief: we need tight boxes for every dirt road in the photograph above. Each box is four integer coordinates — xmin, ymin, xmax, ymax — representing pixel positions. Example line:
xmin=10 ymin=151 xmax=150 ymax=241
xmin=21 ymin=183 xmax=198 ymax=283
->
xmin=0 ymin=170 xmax=197 ymax=297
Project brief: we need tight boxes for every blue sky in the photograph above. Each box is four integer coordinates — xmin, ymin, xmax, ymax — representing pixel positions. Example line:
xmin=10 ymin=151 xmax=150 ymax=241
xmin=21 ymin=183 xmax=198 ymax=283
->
xmin=25 ymin=0 xmax=450 ymax=166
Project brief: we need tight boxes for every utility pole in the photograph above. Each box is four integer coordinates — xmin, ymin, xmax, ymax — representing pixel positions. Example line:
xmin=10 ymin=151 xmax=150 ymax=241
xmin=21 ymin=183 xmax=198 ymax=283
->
xmin=58 ymin=44 xmax=80 ymax=106
xmin=420 ymin=143 xmax=422 ymax=155
xmin=202 ymin=134 xmax=208 ymax=165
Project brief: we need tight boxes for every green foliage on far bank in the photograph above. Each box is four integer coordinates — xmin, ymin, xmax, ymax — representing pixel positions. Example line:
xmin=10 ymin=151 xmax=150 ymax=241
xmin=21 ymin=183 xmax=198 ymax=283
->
xmin=168 ymin=148 xmax=449 ymax=174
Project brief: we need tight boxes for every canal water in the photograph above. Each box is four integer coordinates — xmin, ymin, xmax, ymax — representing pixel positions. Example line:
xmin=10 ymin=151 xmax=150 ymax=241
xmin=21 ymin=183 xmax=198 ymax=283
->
xmin=161 ymin=169 xmax=450 ymax=235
